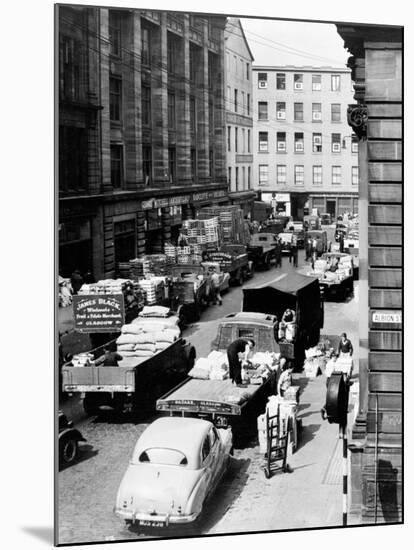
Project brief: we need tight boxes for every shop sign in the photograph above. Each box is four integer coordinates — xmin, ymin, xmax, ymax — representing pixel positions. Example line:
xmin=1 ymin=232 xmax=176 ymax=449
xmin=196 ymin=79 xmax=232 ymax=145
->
xmin=274 ymin=193 xmax=290 ymax=202
xmin=142 ymin=195 xmax=190 ymax=210
xmin=169 ymin=195 xmax=190 ymax=206
xmin=371 ymin=310 xmax=402 ymax=325
xmin=142 ymin=198 xmax=155 ymax=210
xmin=193 ymin=189 xmax=226 ymax=202
xmin=73 ymin=294 xmax=125 ymax=333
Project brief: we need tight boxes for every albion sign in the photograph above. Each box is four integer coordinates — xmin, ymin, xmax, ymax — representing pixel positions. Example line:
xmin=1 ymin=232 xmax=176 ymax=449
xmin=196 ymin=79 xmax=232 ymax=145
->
xmin=371 ymin=311 xmax=402 ymax=324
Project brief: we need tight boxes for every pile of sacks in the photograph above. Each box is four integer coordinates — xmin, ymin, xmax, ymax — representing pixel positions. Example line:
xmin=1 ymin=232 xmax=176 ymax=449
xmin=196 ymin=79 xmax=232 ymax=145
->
xmin=257 ymin=395 xmax=298 ymax=454
xmin=116 ymin=314 xmax=180 ymax=361
xmin=79 ymin=279 xmax=131 ymax=295
xmin=325 ymin=354 xmax=353 ymax=378
xmin=189 ymin=351 xmax=229 ymax=380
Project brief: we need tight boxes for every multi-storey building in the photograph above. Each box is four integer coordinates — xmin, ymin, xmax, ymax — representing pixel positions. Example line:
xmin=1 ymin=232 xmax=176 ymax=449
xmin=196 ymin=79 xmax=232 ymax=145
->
xmin=252 ymin=65 xmax=358 ymax=219
xmin=58 ymin=6 xmax=228 ymax=279
xmin=224 ymin=18 xmax=255 ymax=217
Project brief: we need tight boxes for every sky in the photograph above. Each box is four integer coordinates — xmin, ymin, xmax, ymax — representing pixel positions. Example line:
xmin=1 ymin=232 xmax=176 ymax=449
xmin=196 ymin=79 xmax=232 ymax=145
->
xmin=239 ymin=18 xmax=350 ymax=69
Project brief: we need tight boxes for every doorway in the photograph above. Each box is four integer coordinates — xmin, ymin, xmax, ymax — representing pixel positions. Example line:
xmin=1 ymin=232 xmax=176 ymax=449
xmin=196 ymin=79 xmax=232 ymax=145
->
xmin=326 ymin=200 xmax=336 ymax=219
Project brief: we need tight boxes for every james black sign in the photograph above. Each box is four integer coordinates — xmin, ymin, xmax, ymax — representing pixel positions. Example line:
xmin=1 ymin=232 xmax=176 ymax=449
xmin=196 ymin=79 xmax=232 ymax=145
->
xmin=72 ymin=294 xmax=125 ymax=333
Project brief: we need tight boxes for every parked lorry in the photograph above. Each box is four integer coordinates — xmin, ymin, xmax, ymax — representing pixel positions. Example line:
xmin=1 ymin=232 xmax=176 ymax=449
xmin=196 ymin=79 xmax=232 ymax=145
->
xmin=157 ymin=312 xmax=282 ymax=443
xmin=299 ymin=252 xmax=354 ymax=300
xmin=252 ymin=200 xmax=272 ymax=223
xmin=62 ymin=338 xmax=196 ymax=417
xmin=247 ymin=232 xmax=278 ymax=269
xmin=242 ymin=273 xmax=324 ymax=366
xmin=208 ymin=244 xmax=253 ymax=286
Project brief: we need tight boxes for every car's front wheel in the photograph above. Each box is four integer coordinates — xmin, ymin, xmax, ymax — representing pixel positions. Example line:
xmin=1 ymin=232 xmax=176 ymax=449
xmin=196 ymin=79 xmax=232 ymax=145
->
xmin=60 ymin=438 xmax=78 ymax=465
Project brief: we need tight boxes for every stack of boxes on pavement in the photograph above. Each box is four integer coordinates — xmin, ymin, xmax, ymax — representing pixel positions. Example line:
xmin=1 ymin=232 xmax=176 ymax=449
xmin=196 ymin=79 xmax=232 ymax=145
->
xmin=257 ymin=394 xmax=299 ymax=454
xmin=198 ymin=206 xmax=248 ymax=245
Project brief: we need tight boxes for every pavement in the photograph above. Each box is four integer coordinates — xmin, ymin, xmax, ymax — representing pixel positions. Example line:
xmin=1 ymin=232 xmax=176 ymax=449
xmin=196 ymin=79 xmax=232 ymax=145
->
xmin=57 ymin=242 xmax=360 ymax=544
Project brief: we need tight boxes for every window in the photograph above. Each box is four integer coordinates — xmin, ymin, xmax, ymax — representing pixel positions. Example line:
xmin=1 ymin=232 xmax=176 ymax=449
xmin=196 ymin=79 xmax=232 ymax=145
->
xmin=228 ymin=167 xmax=232 ymax=186
xmin=227 ymin=86 xmax=231 ymax=108
xmin=235 ymin=167 xmax=239 ymax=191
xmin=59 ymin=36 xmax=82 ymax=101
xmin=258 ymin=72 xmax=267 ymax=88
xmin=168 ymin=91 xmax=176 ymax=129
xmin=332 ymin=133 xmax=341 ymax=153
xmin=111 ymin=144 xmax=123 ymax=188
xmin=294 ymin=102 xmax=304 ymax=121
xmin=247 ymin=94 xmax=250 ymax=115
xmin=312 ymin=74 xmax=321 ymax=91
xmin=190 ymin=47 xmax=198 ymax=82
xmin=227 ymin=126 xmax=231 ymax=152
xmin=190 ymin=149 xmax=196 ymax=180
xmin=141 ymin=84 xmax=151 ymax=126
xmin=209 ymin=100 xmax=214 ymax=130
xmin=242 ymin=167 xmax=246 ymax=189
xmin=167 ymin=34 xmax=179 ymax=74
xmin=240 ymin=59 xmax=244 ymax=78
xmin=142 ymin=145 xmax=152 ymax=184
xmin=190 ymin=96 xmax=196 ymax=133
xmin=109 ymin=11 xmax=121 ymax=57
xmin=294 ymin=73 xmax=303 ymax=90
xmin=332 ymin=165 xmax=341 ymax=185
xmin=277 ymin=132 xmax=286 ymax=152
xmin=246 ymin=62 xmax=250 ymax=80
xmin=331 ymin=74 xmax=341 ymax=91
xmin=312 ymin=103 xmax=322 ymax=121
xmin=352 ymin=166 xmax=359 ymax=185
xmin=141 ymin=25 xmax=150 ymax=66
xmin=259 ymin=132 xmax=268 ymax=152
xmin=258 ymin=101 xmax=268 ymax=120
xmin=313 ymin=165 xmax=322 ymax=185
xmin=331 ymin=103 xmax=341 ymax=122
xmin=138 ymin=448 xmax=188 ymax=466
xmin=351 ymin=135 xmax=358 ymax=153
xmin=276 ymin=73 xmax=286 ymax=90
xmin=242 ymin=128 xmax=245 ymax=153
xmin=248 ymin=166 xmax=251 ymax=189
xmin=276 ymin=102 xmax=286 ymax=120
xmin=277 ymin=165 xmax=286 ymax=184
xmin=235 ymin=127 xmax=238 ymax=152
xmin=247 ymin=129 xmax=251 ymax=153
xmin=241 ymin=91 xmax=245 ymax=114
xmin=168 ymin=147 xmax=176 ymax=183
xmin=259 ymin=165 xmax=269 ymax=186
xmin=294 ymin=132 xmax=304 ymax=152
xmin=59 ymin=126 xmax=88 ymax=192
xmin=109 ymin=77 xmax=122 ymax=122
xmin=294 ymin=165 xmax=304 ymax=185
xmin=313 ymin=133 xmax=322 ymax=152
xmin=209 ymin=150 xmax=214 ymax=177
xmin=234 ymin=89 xmax=238 ymax=113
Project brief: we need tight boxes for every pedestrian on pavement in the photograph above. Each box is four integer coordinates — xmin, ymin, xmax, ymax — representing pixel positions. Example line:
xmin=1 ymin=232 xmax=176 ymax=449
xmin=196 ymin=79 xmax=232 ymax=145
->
xmin=102 ymin=346 xmax=123 ymax=367
xmin=337 ymin=332 xmax=353 ymax=357
xmin=290 ymin=235 xmax=298 ymax=267
xmin=275 ymin=238 xmax=282 ymax=268
xmin=227 ymin=338 xmax=255 ymax=386
xmin=339 ymin=232 xmax=345 ymax=253
xmin=70 ymin=269 xmax=84 ymax=295
xmin=209 ymin=269 xmax=222 ymax=305
xmin=305 ymin=237 xmax=312 ymax=261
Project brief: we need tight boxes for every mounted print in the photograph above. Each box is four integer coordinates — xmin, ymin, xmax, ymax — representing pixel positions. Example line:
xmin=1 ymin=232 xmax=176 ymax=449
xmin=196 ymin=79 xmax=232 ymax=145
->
xmin=56 ymin=2 xmax=403 ymax=545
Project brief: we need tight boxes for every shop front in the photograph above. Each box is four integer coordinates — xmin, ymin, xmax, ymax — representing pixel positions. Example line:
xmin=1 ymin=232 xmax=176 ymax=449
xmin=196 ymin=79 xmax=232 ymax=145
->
xmin=59 ymin=218 xmax=93 ymax=277
xmin=309 ymin=194 xmax=359 ymax=218
xmin=260 ymin=192 xmax=291 ymax=217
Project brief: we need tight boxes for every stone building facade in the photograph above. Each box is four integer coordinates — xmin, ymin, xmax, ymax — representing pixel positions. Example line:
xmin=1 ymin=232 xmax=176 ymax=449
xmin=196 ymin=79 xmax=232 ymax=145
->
xmin=224 ymin=18 xmax=256 ymax=217
xmin=58 ymin=6 xmax=228 ymax=279
xmin=252 ymin=65 xmax=358 ymax=219
xmin=336 ymin=23 xmax=403 ymax=524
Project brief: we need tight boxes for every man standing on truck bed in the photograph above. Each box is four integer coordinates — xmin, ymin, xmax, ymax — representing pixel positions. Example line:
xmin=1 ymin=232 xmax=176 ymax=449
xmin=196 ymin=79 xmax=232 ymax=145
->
xmin=227 ymin=338 xmax=255 ymax=386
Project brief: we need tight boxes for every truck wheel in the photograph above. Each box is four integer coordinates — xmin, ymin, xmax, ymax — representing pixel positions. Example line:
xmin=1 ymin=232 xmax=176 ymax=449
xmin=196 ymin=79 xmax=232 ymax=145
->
xmin=264 ymin=466 xmax=271 ymax=479
xmin=185 ymin=345 xmax=196 ymax=370
xmin=60 ymin=438 xmax=78 ymax=465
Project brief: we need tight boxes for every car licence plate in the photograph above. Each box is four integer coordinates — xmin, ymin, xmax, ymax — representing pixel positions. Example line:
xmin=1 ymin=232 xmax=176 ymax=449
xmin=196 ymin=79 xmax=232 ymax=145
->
xmin=215 ymin=415 xmax=228 ymax=428
xmin=138 ymin=519 xmax=166 ymax=528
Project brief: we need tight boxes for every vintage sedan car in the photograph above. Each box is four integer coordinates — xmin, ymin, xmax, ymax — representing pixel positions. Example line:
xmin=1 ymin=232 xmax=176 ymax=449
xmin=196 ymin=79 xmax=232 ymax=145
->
xmin=114 ymin=417 xmax=233 ymax=526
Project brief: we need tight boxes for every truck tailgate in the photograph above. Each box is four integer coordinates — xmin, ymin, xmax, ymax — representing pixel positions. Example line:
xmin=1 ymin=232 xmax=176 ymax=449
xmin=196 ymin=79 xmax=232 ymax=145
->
xmin=62 ymin=366 xmax=136 ymax=392
xmin=157 ymin=376 xmax=272 ymax=415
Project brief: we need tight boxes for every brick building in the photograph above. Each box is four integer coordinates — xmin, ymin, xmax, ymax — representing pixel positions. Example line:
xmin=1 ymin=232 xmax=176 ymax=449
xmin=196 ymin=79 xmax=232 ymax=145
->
xmin=58 ymin=5 xmax=228 ymax=279
xmin=252 ymin=65 xmax=358 ymax=219
xmin=224 ymin=18 xmax=256 ymax=217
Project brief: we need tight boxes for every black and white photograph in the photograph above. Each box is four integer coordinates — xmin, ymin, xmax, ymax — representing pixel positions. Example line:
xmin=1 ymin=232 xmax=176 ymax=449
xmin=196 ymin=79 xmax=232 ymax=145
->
xmin=55 ymin=1 xmax=403 ymax=546
xmin=2 ymin=0 xmax=408 ymax=549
